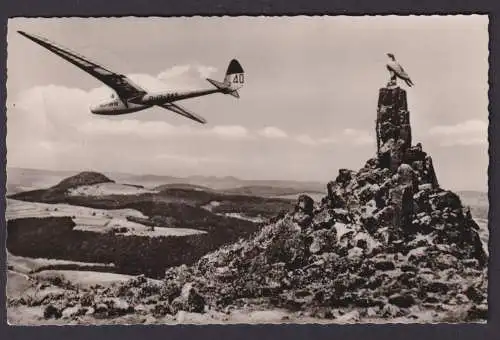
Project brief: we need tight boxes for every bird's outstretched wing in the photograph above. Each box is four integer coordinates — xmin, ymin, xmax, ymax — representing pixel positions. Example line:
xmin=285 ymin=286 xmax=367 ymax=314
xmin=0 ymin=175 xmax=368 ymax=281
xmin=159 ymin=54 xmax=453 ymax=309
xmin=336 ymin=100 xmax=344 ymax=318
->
xmin=158 ymin=102 xmax=207 ymax=124
xmin=18 ymin=31 xmax=147 ymax=100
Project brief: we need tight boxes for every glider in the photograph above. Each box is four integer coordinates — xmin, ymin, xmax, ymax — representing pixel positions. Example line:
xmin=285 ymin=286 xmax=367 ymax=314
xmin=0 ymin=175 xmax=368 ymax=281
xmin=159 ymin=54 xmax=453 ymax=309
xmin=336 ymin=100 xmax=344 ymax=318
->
xmin=18 ymin=30 xmax=245 ymax=124
xmin=386 ymin=53 xmax=414 ymax=88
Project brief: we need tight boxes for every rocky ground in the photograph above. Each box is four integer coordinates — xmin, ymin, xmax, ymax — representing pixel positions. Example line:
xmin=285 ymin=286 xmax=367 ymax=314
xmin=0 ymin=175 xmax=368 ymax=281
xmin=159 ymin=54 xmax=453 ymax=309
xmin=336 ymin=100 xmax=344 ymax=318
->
xmin=7 ymin=86 xmax=488 ymax=325
xmin=7 ymin=169 xmax=488 ymax=324
xmin=7 ymin=157 xmax=488 ymax=324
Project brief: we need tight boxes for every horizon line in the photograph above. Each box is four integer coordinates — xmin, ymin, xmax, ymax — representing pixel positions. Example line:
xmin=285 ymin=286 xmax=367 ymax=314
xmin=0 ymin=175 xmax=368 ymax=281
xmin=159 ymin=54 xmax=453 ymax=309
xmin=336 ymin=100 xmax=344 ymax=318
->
xmin=5 ymin=165 xmax=488 ymax=193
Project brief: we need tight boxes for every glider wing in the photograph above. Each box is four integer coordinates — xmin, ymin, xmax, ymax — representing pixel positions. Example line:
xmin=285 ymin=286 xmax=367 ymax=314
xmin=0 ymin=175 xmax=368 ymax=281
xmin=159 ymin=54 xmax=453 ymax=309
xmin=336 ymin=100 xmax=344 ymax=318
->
xmin=18 ymin=30 xmax=147 ymax=100
xmin=158 ymin=102 xmax=207 ymax=124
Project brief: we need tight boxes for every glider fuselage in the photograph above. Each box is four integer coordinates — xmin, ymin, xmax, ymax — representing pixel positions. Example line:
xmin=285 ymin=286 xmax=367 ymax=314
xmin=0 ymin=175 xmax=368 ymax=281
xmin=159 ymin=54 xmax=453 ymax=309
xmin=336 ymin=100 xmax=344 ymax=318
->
xmin=90 ymin=88 xmax=222 ymax=115
xmin=90 ymin=98 xmax=150 ymax=115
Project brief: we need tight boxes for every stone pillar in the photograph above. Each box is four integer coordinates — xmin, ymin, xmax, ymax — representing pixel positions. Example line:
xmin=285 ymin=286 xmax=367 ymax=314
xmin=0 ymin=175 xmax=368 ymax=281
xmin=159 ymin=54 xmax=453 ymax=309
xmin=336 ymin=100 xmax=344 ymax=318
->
xmin=424 ymin=155 xmax=439 ymax=188
xmin=376 ymin=87 xmax=412 ymax=171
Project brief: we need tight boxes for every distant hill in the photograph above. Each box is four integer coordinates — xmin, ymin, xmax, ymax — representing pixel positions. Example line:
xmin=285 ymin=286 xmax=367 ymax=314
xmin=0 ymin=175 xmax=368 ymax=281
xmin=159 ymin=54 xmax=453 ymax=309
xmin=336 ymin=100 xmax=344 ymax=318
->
xmin=154 ymin=183 xmax=215 ymax=192
xmin=118 ymin=173 xmax=326 ymax=192
xmin=8 ymin=171 xmax=115 ymax=203
xmin=222 ymin=185 xmax=324 ymax=197
xmin=457 ymin=190 xmax=489 ymax=220
xmin=457 ymin=190 xmax=488 ymax=205
xmin=7 ymin=167 xmax=327 ymax=194
xmin=53 ymin=172 xmax=114 ymax=191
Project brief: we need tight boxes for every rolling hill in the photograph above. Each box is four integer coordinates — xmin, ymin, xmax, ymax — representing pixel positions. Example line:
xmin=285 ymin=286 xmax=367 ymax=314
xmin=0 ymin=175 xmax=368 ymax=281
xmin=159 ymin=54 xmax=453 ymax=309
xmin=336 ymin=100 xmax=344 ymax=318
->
xmin=6 ymin=171 xmax=296 ymax=278
xmin=7 ymin=167 xmax=327 ymax=193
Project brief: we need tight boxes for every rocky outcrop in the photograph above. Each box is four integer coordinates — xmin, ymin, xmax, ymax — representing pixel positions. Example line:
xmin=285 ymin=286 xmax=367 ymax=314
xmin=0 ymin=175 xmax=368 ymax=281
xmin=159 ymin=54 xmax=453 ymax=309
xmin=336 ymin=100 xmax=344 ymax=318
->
xmin=15 ymin=86 xmax=487 ymax=323
xmin=292 ymin=194 xmax=315 ymax=227
xmin=376 ymin=87 xmax=411 ymax=170
xmin=170 ymin=282 xmax=206 ymax=313
xmin=376 ymin=87 xmax=438 ymax=188
xmin=153 ymin=85 xmax=487 ymax=321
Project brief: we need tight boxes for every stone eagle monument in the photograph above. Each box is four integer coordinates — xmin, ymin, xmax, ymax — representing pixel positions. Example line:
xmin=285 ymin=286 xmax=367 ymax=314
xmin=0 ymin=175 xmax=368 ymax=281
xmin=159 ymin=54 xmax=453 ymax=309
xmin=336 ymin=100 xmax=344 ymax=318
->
xmin=386 ymin=53 xmax=414 ymax=88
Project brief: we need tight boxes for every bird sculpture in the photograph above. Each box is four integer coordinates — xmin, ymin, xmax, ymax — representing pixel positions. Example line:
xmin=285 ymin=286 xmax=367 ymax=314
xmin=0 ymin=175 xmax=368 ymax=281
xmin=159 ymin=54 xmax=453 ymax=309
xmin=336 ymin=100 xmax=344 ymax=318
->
xmin=386 ymin=53 xmax=414 ymax=88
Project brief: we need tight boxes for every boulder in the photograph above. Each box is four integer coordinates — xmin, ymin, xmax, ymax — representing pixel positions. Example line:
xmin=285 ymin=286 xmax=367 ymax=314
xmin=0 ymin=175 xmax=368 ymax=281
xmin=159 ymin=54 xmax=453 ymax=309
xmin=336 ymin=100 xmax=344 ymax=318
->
xmin=433 ymin=253 xmax=459 ymax=270
xmin=381 ymin=304 xmax=401 ymax=318
xmin=424 ymin=155 xmax=439 ymax=188
xmin=466 ymin=304 xmax=488 ymax=321
xmin=104 ymin=298 xmax=134 ymax=316
xmin=424 ymin=281 xmax=451 ymax=295
xmin=171 ymin=283 xmax=206 ymax=313
xmin=335 ymin=169 xmax=354 ymax=187
xmin=61 ymin=306 xmax=81 ymax=319
xmin=292 ymin=211 xmax=313 ymax=228
xmin=397 ymin=163 xmax=417 ymax=191
xmin=335 ymin=310 xmax=360 ymax=323
xmin=465 ymin=285 xmax=485 ymax=303
xmin=431 ymin=191 xmax=462 ymax=211
xmin=389 ymin=293 xmax=416 ymax=308
xmin=309 ymin=229 xmax=334 ymax=254
xmin=366 ymin=306 xmax=380 ymax=318
xmin=43 ymin=304 xmax=62 ymax=319
xmin=293 ymin=195 xmax=315 ymax=227
xmin=296 ymin=195 xmax=315 ymax=215
xmin=373 ymin=258 xmax=396 ymax=271
xmin=326 ymin=182 xmax=346 ymax=208
xmin=152 ymin=301 xmax=171 ymax=317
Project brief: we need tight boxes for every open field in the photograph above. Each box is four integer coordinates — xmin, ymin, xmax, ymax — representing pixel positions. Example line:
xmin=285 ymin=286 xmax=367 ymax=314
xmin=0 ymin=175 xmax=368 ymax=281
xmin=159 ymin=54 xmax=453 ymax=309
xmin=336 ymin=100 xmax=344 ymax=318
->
xmin=6 ymin=171 xmax=295 ymax=279
xmin=68 ymin=183 xmax=158 ymax=196
xmin=272 ymin=192 xmax=325 ymax=202
xmin=7 ymin=198 xmax=206 ymax=238
xmin=8 ymin=252 xmax=116 ymax=274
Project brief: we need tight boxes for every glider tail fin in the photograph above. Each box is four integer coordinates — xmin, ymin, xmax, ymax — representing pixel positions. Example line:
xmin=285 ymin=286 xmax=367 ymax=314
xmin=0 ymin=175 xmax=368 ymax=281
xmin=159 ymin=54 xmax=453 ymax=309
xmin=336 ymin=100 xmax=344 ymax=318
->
xmin=207 ymin=59 xmax=244 ymax=98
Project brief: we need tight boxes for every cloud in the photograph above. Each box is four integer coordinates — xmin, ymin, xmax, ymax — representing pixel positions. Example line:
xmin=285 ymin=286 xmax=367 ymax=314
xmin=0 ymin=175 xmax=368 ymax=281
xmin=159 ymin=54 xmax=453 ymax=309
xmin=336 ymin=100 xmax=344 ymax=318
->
xmin=211 ymin=125 xmax=250 ymax=139
xmin=9 ymin=73 xmax=249 ymax=148
xmin=296 ymin=134 xmax=319 ymax=146
xmin=156 ymin=64 xmax=219 ymax=90
xmin=6 ymin=63 xmax=247 ymax=173
xmin=196 ymin=65 xmax=218 ymax=78
xmin=155 ymin=153 xmax=232 ymax=166
xmin=429 ymin=119 xmax=487 ymax=135
xmin=9 ymin=61 xmax=219 ymax=126
xmin=294 ymin=128 xmax=374 ymax=147
xmin=79 ymin=118 xmax=186 ymax=138
xmin=79 ymin=117 xmax=251 ymax=141
xmin=258 ymin=126 xmax=288 ymax=139
xmin=157 ymin=65 xmax=192 ymax=80
xmin=342 ymin=128 xmax=374 ymax=146
xmin=428 ymin=119 xmax=488 ymax=146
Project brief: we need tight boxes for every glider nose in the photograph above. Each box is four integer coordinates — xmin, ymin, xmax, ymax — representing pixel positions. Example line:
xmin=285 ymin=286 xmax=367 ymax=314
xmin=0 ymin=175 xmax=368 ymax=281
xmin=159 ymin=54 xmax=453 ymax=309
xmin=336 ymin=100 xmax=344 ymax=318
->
xmin=89 ymin=104 xmax=99 ymax=114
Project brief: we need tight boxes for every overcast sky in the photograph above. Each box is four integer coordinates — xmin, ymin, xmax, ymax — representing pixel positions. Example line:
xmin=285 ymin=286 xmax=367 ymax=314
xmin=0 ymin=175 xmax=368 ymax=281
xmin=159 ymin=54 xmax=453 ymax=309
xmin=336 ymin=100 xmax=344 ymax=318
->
xmin=6 ymin=16 xmax=489 ymax=191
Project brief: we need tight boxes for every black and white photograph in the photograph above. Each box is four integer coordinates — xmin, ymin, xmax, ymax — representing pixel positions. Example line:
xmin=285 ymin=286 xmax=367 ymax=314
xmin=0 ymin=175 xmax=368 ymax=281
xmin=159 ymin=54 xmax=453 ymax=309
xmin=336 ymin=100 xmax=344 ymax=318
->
xmin=5 ymin=15 xmax=489 ymax=325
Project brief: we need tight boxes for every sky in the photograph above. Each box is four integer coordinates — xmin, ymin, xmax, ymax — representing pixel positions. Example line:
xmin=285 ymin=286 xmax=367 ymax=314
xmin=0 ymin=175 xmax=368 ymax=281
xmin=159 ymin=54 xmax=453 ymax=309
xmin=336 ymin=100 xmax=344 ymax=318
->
xmin=6 ymin=16 xmax=489 ymax=191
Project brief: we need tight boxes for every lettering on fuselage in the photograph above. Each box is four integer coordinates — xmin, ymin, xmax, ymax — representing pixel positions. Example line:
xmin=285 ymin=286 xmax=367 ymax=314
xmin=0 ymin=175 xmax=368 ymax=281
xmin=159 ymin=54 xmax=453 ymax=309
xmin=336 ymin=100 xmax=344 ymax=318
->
xmin=100 ymin=100 xmax=120 ymax=108
xmin=148 ymin=93 xmax=179 ymax=102
xmin=92 ymin=99 xmax=147 ymax=115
